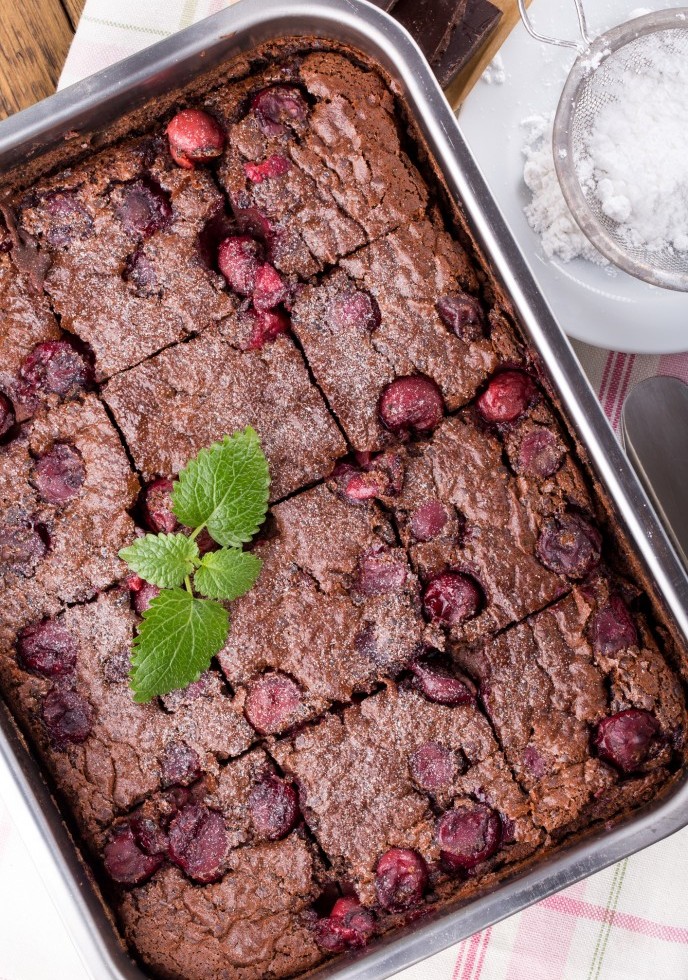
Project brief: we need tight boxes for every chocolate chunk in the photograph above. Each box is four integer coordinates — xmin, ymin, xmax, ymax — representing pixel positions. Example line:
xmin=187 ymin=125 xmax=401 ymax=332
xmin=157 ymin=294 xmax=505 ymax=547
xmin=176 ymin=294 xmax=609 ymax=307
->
xmin=433 ymin=0 xmax=503 ymax=89
xmin=394 ymin=0 xmax=468 ymax=61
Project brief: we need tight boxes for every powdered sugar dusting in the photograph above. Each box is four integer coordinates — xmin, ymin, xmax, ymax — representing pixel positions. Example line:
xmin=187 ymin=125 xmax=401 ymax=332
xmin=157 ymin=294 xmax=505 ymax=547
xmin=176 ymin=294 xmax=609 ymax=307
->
xmin=521 ymin=114 xmax=608 ymax=265
xmin=576 ymin=31 xmax=688 ymax=254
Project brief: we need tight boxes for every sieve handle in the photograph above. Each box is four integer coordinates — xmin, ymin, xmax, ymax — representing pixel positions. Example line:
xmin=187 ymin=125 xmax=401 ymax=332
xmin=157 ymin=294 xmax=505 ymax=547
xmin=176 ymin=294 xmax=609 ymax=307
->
xmin=517 ymin=0 xmax=594 ymax=51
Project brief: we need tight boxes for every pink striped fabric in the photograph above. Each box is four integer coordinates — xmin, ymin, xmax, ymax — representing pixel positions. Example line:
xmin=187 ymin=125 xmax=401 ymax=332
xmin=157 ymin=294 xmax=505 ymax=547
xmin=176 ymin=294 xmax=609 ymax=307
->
xmin=2 ymin=3 xmax=688 ymax=979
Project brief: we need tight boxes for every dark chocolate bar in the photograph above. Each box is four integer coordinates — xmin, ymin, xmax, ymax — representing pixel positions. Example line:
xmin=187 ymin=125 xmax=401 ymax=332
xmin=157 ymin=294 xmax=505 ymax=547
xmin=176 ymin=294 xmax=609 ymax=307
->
xmin=433 ymin=0 xmax=502 ymax=88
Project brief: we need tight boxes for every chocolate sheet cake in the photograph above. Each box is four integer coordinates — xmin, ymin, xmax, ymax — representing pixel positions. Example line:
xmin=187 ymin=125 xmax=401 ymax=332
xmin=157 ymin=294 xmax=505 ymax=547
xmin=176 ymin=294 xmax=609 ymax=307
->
xmin=0 ymin=40 xmax=685 ymax=980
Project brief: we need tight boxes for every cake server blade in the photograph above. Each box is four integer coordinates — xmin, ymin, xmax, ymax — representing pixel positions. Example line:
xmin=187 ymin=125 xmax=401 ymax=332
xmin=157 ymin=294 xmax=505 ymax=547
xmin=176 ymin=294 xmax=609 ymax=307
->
xmin=620 ymin=376 xmax=688 ymax=569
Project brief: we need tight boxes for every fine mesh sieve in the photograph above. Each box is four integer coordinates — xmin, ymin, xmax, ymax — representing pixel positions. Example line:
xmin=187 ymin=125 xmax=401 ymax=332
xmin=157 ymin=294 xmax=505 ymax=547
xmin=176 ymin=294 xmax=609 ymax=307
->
xmin=518 ymin=2 xmax=688 ymax=291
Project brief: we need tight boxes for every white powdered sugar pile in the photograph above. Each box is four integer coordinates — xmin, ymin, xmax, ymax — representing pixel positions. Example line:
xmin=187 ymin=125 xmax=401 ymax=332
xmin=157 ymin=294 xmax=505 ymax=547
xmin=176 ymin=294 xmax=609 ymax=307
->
xmin=579 ymin=32 xmax=688 ymax=253
xmin=522 ymin=29 xmax=688 ymax=264
xmin=521 ymin=114 xmax=608 ymax=265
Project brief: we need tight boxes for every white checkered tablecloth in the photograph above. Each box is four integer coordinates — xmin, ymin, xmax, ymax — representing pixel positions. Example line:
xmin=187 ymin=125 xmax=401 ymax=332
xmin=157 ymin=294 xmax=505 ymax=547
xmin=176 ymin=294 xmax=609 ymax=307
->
xmin=1 ymin=3 xmax=687 ymax=978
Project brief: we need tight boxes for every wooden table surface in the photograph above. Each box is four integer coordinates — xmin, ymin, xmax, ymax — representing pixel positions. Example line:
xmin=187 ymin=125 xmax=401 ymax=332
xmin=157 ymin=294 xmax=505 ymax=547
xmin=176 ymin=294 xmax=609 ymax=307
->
xmin=0 ymin=0 xmax=522 ymax=120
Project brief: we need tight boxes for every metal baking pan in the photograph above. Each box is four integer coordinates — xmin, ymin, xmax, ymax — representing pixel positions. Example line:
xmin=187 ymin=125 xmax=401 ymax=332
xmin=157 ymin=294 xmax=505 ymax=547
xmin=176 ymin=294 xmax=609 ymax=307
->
xmin=1 ymin=1 xmax=687 ymax=978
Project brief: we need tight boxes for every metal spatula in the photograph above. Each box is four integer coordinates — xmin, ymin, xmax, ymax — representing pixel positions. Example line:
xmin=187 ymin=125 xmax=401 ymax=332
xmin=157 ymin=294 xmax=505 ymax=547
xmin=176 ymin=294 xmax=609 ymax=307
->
xmin=621 ymin=376 xmax=688 ymax=568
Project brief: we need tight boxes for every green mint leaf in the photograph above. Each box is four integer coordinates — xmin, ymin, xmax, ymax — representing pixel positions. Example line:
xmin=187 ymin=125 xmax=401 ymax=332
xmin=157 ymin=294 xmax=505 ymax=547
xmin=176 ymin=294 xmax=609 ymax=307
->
xmin=171 ymin=427 xmax=270 ymax=547
xmin=194 ymin=548 xmax=263 ymax=601
xmin=130 ymin=588 xmax=229 ymax=702
xmin=119 ymin=533 xmax=200 ymax=589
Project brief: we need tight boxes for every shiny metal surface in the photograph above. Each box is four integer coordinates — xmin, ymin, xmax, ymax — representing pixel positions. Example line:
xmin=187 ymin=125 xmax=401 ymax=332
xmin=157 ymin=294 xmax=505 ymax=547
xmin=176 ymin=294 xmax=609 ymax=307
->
xmin=621 ymin=377 xmax=688 ymax=570
xmin=0 ymin=2 xmax=687 ymax=979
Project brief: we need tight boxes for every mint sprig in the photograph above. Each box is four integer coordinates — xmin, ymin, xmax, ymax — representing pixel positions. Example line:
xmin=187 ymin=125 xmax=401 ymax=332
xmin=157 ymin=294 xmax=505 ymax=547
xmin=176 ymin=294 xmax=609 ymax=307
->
xmin=119 ymin=533 xmax=200 ymax=590
xmin=172 ymin=428 xmax=270 ymax=547
xmin=119 ymin=427 xmax=269 ymax=702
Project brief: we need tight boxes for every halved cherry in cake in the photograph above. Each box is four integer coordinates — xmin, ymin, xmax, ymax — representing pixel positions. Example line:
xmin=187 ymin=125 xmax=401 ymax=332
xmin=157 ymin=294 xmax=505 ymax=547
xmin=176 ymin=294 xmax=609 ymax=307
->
xmin=354 ymin=546 xmax=408 ymax=596
xmin=115 ymin=178 xmax=172 ymax=238
xmin=410 ymin=500 xmax=449 ymax=542
xmin=217 ymin=235 xmax=262 ymax=296
xmin=251 ymin=86 xmax=308 ymax=135
xmin=168 ymin=803 xmax=228 ymax=883
xmin=594 ymin=709 xmax=661 ymax=773
xmin=436 ymin=802 xmax=502 ymax=871
xmin=409 ymin=742 xmax=456 ymax=793
xmin=33 ymin=443 xmax=86 ymax=505
xmin=536 ymin=513 xmax=602 ymax=579
xmin=104 ymin=822 xmax=164 ymax=885
xmin=0 ymin=393 xmax=15 ymax=437
xmin=20 ymin=340 xmax=93 ymax=399
xmin=516 ymin=428 xmax=565 ymax=478
xmin=476 ymin=370 xmax=537 ymax=424
xmin=41 ymin=689 xmax=93 ymax=748
xmin=166 ymin=109 xmax=225 ymax=169
xmin=422 ymin=572 xmax=482 ymax=626
xmin=160 ymin=741 xmax=202 ymax=788
xmin=252 ymin=262 xmax=288 ymax=312
xmin=244 ymin=154 xmax=291 ymax=183
xmin=375 ymin=847 xmax=428 ymax=911
xmin=0 ymin=520 xmax=49 ymax=575
xmin=243 ymin=309 xmax=290 ymax=350
xmin=17 ymin=619 xmax=77 ymax=677
xmin=128 ymin=576 xmax=161 ymax=615
xmin=378 ymin=375 xmax=445 ymax=437
xmin=141 ymin=477 xmax=179 ymax=534
xmin=244 ymin=672 xmax=302 ymax=734
xmin=588 ymin=595 xmax=638 ymax=654
xmin=436 ymin=293 xmax=485 ymax=341
xmin=248 ymin=773 xmax=299 ymax=840
xmin=411 ymin=655 xmax=476 ymax=707
xmin=331 ymin=289 xmax=381 ymax=333
xmin=314 ymin=896 xmax=376 ymax=952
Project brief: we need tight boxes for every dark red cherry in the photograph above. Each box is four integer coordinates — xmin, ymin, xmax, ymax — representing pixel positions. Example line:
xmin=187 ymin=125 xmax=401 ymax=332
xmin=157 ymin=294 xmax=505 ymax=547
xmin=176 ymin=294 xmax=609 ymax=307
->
xmin=103 ymin=823 xmax=164 ymax=885
xmin=594 ymin=709 xmax=661 ymax=773
xmin=160 ymin=741 xmax=202 ymax=788
xmin=536 ymin=514 xmax=602 ymax=579
xmin=115 ymin=179 xmax=172 ymax=238
xmin=244 ymin=308 xmax=290 ymax=349
xmin=252 ymin=262 xmax=287 ymax=312
xmin=17 ymin=619 xmax=77 ymax=677
xmin=33 ymin=443 xmax=85 ymax=505
xmin=436 ymin=293 xmax=485 ymax=341
xmin=166 ymin=109 xmax=225 ymax=169
xmin=251 ymin=86 xmax=308 ymax=135
xmin=375 ymin=848 xmax=428 ymax=911
xmin=217 ymin=235 xmax=262 ymax=296
xmin=129 ymin=814 xmax=169 ymax=856
xmin=423 ymin=572 xmax=481 ymax=626
xmin=354 ymin=547 xmax=407 ymax=596
xmin=409 ymin=500 xmax=449 ymax=542
xmin=0 ymin=393 xmax=15 ymax=437
xmin=141 ymin=478 xmax=179 ymax=534
xmin=409 ymin=742 xmax=455 ymax=792
xmin=128 ymin=576 xmax=160 ymax=615
xmin=19 ymin=340 xmax=92 ymax=398
xmin=0 ymin=520 xmax=48 ymax=575
xmin=314 ymin=897 xmax=375 ymax=952
xmin=248 ymin=773 xmax=299 ymax=840
xmin=378 ymin=375 xmax=445 ymax=436
xmin=41 ymin=689 xmax=92 ymax=748
xmin=476 ymin=371 xmax=538 ymax=424
xmin=516 ymin=428 xmax=565 ymax=478
xmin=244 ymin=673 xmax=302 ymax=734
xmin=436 ymin=802 xmax=502 ymax=871
xmin=167 ymin=803 xmax=228 ymax=884
xmin=244 ymin=154 xmax=291 ymax=183
xmin=331 ymin=289 xmax=381 ymax=333
xmin=588 ymin=595 xmax=638 ymax=654
xmin=411 ymin=657 xmax=476 ymax=706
